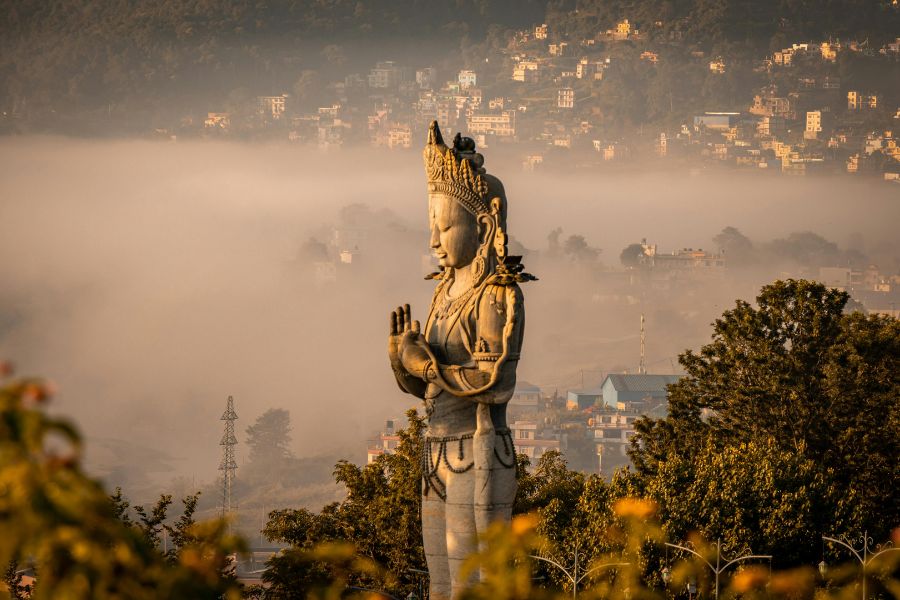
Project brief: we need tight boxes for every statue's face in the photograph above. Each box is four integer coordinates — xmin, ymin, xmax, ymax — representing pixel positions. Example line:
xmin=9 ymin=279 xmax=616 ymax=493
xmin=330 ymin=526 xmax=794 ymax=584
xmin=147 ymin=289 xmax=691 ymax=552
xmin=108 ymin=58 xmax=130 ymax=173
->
xmin=428 ymin=193 xmax=480 ymax=269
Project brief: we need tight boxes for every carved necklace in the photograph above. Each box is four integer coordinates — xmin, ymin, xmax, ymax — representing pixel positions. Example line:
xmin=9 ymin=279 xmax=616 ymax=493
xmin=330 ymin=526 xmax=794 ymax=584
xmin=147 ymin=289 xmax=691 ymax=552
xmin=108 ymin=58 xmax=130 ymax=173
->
xmin=435 ymin=279 xmax=477 ymax=320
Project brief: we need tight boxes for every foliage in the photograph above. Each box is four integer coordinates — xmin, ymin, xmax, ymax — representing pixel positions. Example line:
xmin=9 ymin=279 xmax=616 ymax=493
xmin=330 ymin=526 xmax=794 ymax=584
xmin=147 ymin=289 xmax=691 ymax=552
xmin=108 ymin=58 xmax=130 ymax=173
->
xmin=0 ymin=364 xmax=246 ymax=599
xmin=713 ymin=226 xmax=754 ymax=267
xmin=246 ymin=408 xmax=295 ymax=471
xmin=630 ymin=279 xmax=900 ymax=566
xmin=619 ymin=243 xmax=645 ymax=268
xmin=259 ymin=408 xmax=426 ymax=598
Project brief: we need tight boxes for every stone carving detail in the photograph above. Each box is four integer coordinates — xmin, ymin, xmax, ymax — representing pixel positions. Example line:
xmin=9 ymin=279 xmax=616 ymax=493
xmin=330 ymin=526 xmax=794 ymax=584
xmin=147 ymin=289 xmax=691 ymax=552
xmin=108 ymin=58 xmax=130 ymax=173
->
xmin=388 ymin=121 xmax=534 ymax=599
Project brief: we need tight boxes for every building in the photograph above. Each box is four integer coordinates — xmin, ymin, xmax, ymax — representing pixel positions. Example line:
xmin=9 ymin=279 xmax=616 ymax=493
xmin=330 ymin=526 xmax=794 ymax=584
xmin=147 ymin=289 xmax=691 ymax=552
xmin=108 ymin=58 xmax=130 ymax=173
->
xmin=534 ymin=23 xmax=549 ymax=40
xmin=576 ymin=58 xmax=604 ymax=80
xmin=416 ymin=67 xmax=438 ymax=89
xmin=757 ymin=115 xmax=786 ymax=136
xmin=387 ymin=123 xmax=412 ymax=149
xmin=567 ymin=389 xmax=602 ymax=411
xmin=750 ymin=94 xmax=793 ymax=119
xmin=557 ymin=88 xmax=574 ymax=109
xmin=367 ymin=419 xmax=402 ymax=463
xmin=204 ymin=112 xmax=231 ymax=130
xmin=640 ymin=51 xmax=659 ymax=64
xmin=709 ymin=58 xmax=726 ymax=73
xmin=257 ymin=95 xmax=288 ymax=119
xmin=614 ymin=19 xmax=632 ymax=39
xmin=821 ymin=41 xmax=840 ymax=61
xmin=805 ymin=110 xmax=823 ymax=140
xmin=818 ymin=267 xmax=854 ymax=291
xmin=651 ymin=132 xmax=666 ymax=157
xmin=523 ymin=154 xmax=544 ymax=171
xmin=600 ymin=374 xmax=680 ymax=410
xmin=848 ymin=91 xmax=879 ymax=110
xmin=368 ymin=61 xmax=401 ymax=89
xmin=590 ymin=411 xmax=640 ymax=475
xmin=694 ymin=112 xmax=740 ymax=131
xmin=513 ymin=61 xmax=540 ymax=83
xmin=549 ymin=42 xmax=569 ymax=57
xmin=509 ymin=381 xmax=542 ymax=411
xmin=468 ymin=111 xmax=516 ymax=137
xmin=636 ymin=240 xmax=726 ymax=275
xmin=510 ymin=420 xmax=560 ymax=462
xmin=458 ymin=70 xmax=477 ymax=89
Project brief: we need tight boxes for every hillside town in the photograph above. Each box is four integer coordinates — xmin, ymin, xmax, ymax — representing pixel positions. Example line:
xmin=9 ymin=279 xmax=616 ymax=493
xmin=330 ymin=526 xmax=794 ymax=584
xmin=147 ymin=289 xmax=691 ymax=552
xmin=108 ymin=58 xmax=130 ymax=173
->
xmin=186 ymin=21 xmax=900 ymax=181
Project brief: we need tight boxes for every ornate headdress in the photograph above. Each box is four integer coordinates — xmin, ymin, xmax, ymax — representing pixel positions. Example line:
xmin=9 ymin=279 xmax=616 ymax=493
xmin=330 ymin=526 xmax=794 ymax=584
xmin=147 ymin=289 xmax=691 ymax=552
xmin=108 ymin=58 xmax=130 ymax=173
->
xmin=423 ymin=121 xmax=491 ymax=217
xmin=423 ymin=120 xmax=536 ymax=285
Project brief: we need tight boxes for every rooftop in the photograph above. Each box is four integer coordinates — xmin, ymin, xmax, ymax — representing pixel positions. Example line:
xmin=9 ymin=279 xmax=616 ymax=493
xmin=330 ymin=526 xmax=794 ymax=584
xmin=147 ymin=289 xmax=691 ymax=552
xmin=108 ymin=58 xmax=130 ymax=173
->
xmin=603 ymin=374 xmax=681 ymax=393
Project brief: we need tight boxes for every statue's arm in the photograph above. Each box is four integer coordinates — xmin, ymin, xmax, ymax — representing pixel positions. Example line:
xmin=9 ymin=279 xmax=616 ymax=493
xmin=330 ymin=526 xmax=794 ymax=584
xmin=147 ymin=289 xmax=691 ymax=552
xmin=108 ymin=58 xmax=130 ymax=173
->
xmin=400 ymin=284 xmax=524 ymax=402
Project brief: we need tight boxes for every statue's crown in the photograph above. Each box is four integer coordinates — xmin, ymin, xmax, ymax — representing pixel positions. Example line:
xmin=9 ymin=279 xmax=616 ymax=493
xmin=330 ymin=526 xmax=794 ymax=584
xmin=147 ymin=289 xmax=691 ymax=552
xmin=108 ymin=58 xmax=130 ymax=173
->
xmin=423 ymin=121 xmax=490 ymax=216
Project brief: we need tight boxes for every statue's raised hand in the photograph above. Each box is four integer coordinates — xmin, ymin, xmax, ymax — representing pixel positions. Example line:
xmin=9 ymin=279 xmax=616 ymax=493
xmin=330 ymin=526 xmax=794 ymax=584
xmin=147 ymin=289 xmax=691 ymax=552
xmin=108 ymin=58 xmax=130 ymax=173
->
xmin=388 ymin=304 xmax=410 ymax=374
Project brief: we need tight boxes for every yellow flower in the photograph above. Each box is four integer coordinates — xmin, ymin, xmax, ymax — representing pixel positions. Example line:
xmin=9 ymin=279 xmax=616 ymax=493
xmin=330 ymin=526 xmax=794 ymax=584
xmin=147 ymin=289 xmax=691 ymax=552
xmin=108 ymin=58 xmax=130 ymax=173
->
xmin=613 ymin=498 xmax=658 ymax=519
xmin=511 ymin=513 xmax=539 ymax=535
xmin=731 ymin=566 xmax=768 ymax=592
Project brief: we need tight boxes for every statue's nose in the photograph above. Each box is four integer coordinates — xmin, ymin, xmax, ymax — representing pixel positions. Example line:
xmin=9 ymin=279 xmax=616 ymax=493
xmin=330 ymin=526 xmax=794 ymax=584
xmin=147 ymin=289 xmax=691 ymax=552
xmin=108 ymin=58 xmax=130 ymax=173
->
xmin=429 ymin=225 xmax=441 ymax=249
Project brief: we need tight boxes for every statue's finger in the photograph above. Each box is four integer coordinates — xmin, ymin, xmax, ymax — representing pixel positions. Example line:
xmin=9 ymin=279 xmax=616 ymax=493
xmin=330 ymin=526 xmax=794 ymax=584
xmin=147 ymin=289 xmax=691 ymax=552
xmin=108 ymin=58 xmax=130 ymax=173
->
xmin=412 ymin=320 xmax=421 ymax=334
xmin=390 ymin=311 xmax=397 ymax=335
xmin=404 ymin=304 xmax=411 ymax=331
xmin=395 ymin=307 xmax=405 ymax=332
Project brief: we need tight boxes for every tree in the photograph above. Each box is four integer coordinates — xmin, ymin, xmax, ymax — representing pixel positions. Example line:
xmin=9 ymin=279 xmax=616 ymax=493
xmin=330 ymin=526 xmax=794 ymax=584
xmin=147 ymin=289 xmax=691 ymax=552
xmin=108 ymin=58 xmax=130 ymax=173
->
xmin=261 ymin=409 xmax=427 ymax=598
xmin=766 ymin=231 xmax=843 ymax=268
xmin=619 ymin=243 xmax=645 ymax=268
xmin=562 ymin=235 xmax=600 ymax=262
xmin=712 ymin=226 xmax=755 ymax=267
xmin=246 ymin=408 xmax=294 ymax=470
xmin=630 ymin=279 xmax=900 ymax=566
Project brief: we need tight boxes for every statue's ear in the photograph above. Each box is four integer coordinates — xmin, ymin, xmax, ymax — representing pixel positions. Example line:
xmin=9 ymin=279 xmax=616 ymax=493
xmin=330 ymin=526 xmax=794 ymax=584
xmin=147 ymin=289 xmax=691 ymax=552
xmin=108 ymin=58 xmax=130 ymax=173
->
xmin=477 ymin=213 xmax=495 ymax=246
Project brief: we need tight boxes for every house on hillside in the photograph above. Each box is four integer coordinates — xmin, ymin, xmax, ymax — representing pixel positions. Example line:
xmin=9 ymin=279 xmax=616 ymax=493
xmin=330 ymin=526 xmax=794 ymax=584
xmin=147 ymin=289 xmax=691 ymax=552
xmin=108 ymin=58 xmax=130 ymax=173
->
xmin=600 ymin=374 xmax=680 ymax=411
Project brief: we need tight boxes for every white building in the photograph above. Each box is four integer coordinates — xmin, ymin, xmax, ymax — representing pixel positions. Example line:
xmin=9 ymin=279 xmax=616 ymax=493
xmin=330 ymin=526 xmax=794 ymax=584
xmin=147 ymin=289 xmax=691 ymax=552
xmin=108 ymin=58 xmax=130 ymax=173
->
xmin=257 ymin=95 xmax=288 ymax=119
xmin=458 ymin=70 xmax=477 ymax=89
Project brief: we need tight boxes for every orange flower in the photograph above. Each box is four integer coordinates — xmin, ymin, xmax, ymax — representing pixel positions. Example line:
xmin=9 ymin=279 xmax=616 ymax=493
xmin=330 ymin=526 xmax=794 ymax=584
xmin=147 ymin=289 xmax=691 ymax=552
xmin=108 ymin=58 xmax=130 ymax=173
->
xmin=613 ymin=498 xmax=658 ymax=519
xmin=511 ymin=513 xmax=539 ymax=536
xmin=731 ymin=566 xmax=769 ymax=592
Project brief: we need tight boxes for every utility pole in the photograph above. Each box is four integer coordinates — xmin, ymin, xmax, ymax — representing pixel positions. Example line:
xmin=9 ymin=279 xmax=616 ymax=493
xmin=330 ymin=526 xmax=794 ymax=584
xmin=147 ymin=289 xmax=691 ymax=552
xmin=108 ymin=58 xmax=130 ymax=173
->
xmin=639 ymin=314 xmax=646 ymax=374
xmin=219 ymin=395 xmax=238 ymax=521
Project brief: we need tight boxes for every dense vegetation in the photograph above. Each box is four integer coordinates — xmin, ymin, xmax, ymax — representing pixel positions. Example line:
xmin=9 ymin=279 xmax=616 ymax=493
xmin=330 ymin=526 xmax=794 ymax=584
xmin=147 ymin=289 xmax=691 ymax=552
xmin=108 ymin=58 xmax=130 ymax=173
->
xmin=2 ymin=0 xmax=898 ymax=134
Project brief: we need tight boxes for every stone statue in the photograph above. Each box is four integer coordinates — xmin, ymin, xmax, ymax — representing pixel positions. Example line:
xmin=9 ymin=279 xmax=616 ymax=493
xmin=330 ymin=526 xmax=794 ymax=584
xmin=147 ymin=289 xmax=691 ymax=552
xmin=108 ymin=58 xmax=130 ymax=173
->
xmin=388 ymin=121 xmax=534 ymax=599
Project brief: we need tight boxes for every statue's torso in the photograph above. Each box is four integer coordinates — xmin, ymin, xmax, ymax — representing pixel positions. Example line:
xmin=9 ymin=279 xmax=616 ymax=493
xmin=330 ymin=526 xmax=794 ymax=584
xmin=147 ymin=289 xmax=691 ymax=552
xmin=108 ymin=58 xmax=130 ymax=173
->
xmin=423 ymin=280 xmax=514 ymax=436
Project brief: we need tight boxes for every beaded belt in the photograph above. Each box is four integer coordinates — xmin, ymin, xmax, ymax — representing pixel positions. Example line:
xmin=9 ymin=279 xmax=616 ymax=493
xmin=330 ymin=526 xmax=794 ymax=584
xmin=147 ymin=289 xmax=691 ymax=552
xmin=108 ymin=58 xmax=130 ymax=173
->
xmin=422 ymin=428 xmax=516 ymax=501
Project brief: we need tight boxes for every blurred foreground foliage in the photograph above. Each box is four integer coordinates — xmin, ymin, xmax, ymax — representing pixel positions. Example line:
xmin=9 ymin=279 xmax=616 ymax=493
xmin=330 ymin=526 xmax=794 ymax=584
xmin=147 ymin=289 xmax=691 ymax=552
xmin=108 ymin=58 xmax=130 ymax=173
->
xmin=258 ymin=503 xmax=900 ymax=600
xmin=0 ymin=364 xmax=246 ymax=600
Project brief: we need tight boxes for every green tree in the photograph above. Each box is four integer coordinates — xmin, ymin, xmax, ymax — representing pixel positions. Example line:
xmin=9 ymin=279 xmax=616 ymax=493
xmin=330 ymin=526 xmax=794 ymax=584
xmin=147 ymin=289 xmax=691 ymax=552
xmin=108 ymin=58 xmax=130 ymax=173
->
xmin=261 ymin=409 xmax=426 ymax=598
xmin=630 ymin=279 xmax=900 ymax=566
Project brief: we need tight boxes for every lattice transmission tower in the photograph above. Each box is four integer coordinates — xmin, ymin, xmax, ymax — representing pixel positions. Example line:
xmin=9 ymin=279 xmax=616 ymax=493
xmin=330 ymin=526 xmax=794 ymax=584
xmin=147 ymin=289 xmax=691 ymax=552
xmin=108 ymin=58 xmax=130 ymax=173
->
xmin=219 ymin=395 xmax=238 ymax=519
